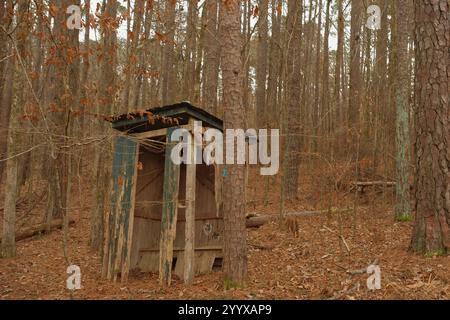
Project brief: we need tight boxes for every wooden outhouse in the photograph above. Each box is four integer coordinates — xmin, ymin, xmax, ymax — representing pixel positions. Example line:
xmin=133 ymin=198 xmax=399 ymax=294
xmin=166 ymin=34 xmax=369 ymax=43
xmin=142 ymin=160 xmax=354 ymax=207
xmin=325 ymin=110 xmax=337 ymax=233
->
xmin=103 ymin=102 xmax=223 ymax=286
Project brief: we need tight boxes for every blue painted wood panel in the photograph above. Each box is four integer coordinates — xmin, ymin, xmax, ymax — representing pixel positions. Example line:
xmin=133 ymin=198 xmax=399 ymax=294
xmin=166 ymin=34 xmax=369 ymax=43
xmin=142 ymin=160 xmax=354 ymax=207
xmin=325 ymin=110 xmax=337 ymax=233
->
xmin=107 ymin=136 xmax=139 ymax=281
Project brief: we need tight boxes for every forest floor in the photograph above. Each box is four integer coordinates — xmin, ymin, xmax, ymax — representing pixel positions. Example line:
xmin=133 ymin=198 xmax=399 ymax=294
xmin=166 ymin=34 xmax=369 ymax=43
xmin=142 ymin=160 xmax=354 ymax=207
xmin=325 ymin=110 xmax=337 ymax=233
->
xmin=0 ymin=164 xmax=449 ymax=300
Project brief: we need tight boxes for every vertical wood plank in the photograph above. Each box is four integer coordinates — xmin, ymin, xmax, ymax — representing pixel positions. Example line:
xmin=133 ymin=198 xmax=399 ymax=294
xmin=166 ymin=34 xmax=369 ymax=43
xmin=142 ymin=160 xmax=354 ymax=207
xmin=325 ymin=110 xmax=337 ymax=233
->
xmin=184 ymin=126 xmax=196 ymax=284
xmin=106 ymin=136 xmax=139 ymax=282
xmin=106 ymin=137 xmax=124 ymax=280
xmin=159 ymin=128 xmax=181 ymax=287
xmin=121 ymin=141 xmax=140 ymax=283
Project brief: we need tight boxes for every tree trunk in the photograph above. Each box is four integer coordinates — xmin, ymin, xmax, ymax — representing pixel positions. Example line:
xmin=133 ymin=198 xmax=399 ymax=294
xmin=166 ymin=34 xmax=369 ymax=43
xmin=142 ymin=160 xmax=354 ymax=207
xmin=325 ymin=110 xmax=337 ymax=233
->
xmin=334 ymin=0 xmax=344 ymax=131
xmin=394 ymin=0 xmax=412 ymax=221
xmin=141 ymin=0 xmax=155 ymax=107
xmin=127 ymin=0 xmax=145 ymax=110
xmin=321 ymin=0 xmax=331 ymax=142
xmin=0 ymin=0 xmax=14 ymax=181
xmin=90 ymin=0 xmax=118 ymax=252
xmin=220 ymin=0 xmax=248 ymax=287
xmin=161 ymin=0 xmax=177 ymax=105
xmin=266 ymin=0 xmax=281 ymax=128
xmin=182 ymin=0 xmax=198 ymax=103
xmin=312 ymin=0 xmax=322 ymax=151
xmin=283 ymin=0 xmax=302 ymax=201
xmin=348 ymin=0 xmax=362 ymax=130
xmin=0 ymin=48 xmax=16 ymax=259
xmin=372 ymin=0 xmax=388 ymax=173
xmin=203 ymin=0 xmax=220 ymax=115
xmin=256 ymin=0 xmax=268 ymax=127
xmin=410 ymin=0 xmax=449 ymax=255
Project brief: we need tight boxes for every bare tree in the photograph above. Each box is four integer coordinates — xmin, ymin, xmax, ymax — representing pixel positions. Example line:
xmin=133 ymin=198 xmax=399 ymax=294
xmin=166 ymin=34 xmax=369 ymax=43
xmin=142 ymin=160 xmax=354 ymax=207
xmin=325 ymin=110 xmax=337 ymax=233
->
xmin=90 ymin=0 xmax=119 ymax=251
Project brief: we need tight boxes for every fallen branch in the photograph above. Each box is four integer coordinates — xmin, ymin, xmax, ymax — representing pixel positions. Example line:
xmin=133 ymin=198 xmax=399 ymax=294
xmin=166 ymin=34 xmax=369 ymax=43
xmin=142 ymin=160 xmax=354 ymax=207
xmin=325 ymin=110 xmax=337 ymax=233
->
xmin=246 ymin=208 xmax=352 ymax=228
xmin=248 ymin=242 xmax=275 ymax=250
xmin=346 ymin=259 xmax=379 ymax=275
xmin=328 ymin=282 xmax=361 ymax=300
xmin=322 ymin=225 xmax=351 ymax=253
xmin=334 ymin=259 xmax=380 ymax=275
xmin=0 ymin=219 xmax=75 ymax=243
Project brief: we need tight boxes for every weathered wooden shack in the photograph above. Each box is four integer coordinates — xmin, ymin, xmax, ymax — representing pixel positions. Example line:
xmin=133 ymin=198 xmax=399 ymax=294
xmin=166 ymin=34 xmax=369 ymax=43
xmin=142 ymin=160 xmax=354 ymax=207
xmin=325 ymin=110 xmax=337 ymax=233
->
xmin=103 ymin=102 xmax=223 ymax=286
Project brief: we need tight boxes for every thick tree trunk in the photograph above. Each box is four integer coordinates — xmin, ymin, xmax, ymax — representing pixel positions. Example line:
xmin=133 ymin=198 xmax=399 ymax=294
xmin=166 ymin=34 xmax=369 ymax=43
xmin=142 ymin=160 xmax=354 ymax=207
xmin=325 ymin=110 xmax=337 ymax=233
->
xmin=0 ymin=0 xmax=14 ymax=181
xmin=0 ymin=48 xmax=13 ymax=181
xmin=410 ymin=0 xmax=449 ymax=255
xmin=220 ymin=0 xmax=247 ymax=287
xmin=89 ymin=0 xmax=118 ymax=252
xmin=1 ymin=153 xmax=18 ymax=258
xmin=0 ymin=56 xmax=16 ymax=259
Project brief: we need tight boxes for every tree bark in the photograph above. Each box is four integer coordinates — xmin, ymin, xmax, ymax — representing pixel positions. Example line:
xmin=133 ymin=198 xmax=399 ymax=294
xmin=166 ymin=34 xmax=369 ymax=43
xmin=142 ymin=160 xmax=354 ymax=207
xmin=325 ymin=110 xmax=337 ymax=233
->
xmin=394 ymin=0 xmax=412 ymax=221
xmin=0 ymin=50 xmax=16 ymax=259
xmin=313 ymin=0 xmax=322 ymax=149
xmin=410 ymin=0 xmax=449 ymax=255
xmin=321 ymin=0 xmax=331 ymax=140
xmin=334 ymin=0 xmax=344 ymax=131
xmin=182 ymin=0 xmax=198 ymax=104
xmin=220 ymin=0 xmax=248 ymax=287
xmin=203 ymin=0 xmax=220 ymax=115
xmin=90 ymin=0 xmax=118 ymax=252
xmin=126 ymin=0 xmax=145 ymax=110
xmin=348 ymin=0 xmax=362 ymax=129
xmin=161 ymin=0 xmax=177 ymax=105
xmin=283 ymin=0 xmax=302 ymax=201
xmin=0 ymin=0 xmax=14 ymax=181
xmin=266 ymin=0 xmax=282 ymax=128
xmin=256 ymin=0 xmax=268 ymax=127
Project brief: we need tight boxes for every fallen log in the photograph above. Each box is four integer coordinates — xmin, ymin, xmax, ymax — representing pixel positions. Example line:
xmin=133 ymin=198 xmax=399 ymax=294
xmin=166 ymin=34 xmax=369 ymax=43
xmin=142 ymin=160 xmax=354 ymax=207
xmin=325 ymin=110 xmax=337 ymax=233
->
xmin=353 ymin=181 xmax=396 ymax=187
xmin=0 ymin=219 xmax=75 ymax=243
xmin=351 ymin=181 xmax=396 ymax=194
xmin=246 ymin=208 xmax=352 ymax=228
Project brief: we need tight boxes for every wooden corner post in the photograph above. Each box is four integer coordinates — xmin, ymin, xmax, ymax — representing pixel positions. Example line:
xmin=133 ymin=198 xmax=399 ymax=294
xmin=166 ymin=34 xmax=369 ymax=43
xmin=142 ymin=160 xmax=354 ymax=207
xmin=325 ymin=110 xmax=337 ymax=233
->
xmin=159 ymin=127 xmax=181 ymax=287
xmin=184 ymin=121 xmax=197 ymax=284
